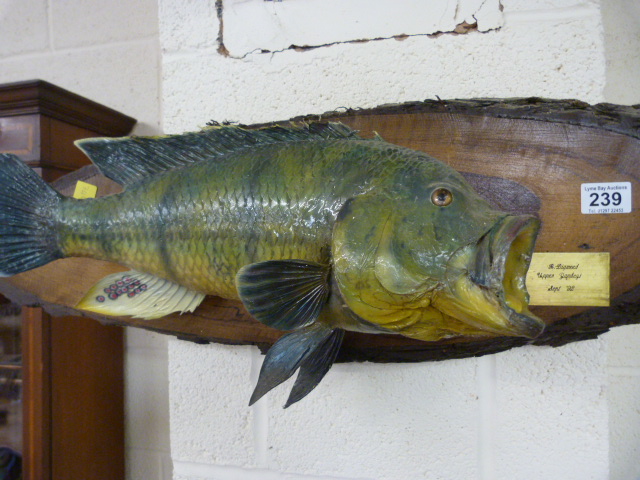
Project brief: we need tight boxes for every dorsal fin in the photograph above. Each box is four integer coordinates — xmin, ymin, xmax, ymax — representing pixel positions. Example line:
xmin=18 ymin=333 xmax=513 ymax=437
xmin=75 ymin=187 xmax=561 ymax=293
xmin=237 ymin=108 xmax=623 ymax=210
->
xmin=75 ymin=122 xmax=361 ymax=187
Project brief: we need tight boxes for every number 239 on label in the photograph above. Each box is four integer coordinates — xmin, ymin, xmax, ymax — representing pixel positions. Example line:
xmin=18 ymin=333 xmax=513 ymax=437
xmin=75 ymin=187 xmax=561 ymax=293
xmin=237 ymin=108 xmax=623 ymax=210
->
xmin=581 ymin=182 xmax=632 ymax=214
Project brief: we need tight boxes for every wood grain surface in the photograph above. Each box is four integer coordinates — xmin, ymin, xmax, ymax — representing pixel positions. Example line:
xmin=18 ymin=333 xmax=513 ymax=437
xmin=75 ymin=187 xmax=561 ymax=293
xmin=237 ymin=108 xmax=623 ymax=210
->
xmin=1 ymin=98 xmax=638 ymax=362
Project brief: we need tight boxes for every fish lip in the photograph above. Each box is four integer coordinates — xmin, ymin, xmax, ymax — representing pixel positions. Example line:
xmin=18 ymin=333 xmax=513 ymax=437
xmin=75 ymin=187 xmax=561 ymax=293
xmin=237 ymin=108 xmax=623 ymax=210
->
xmin=474 ymin=215 xmax=545 ymax=339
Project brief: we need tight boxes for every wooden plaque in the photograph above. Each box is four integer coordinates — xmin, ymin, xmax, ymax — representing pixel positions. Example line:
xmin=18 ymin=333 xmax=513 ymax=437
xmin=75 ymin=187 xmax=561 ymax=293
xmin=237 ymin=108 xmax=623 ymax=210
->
xmin=1 ymin=98 xmax=638 ymax=362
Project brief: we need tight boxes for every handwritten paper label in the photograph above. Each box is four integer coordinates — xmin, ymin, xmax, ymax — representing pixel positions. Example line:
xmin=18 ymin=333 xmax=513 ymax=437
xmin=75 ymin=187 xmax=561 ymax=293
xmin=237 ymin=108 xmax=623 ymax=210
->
xmin=526 ymin=253 xmax=609 ymax=306
xmin=581 ymin=182 xmax=632 ymax=214
xmin=73 ymin=180 xmax=98 ymax=199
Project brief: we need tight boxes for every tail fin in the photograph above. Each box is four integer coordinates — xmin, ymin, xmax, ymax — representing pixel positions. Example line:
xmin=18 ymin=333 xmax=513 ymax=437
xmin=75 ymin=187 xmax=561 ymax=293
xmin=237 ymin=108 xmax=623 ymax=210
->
xmin=249 ymin=322 xmax=344 ymax=408
xmin=0 ymin=154 xmax=62 ymax=276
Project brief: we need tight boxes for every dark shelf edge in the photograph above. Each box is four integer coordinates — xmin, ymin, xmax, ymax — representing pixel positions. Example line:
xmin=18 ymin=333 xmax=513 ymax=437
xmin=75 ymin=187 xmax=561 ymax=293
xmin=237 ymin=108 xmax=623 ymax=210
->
xmin=0 ymin=79 xmax=136 ymax=137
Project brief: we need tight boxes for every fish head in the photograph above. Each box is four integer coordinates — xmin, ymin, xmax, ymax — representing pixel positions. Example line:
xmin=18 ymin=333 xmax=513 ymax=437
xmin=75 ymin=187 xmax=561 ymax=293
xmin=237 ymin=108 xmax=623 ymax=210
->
xmin=430 ymin=212 xmax=544 ymax=339
xmin=332 ymin=160 xmax=544 ymax=340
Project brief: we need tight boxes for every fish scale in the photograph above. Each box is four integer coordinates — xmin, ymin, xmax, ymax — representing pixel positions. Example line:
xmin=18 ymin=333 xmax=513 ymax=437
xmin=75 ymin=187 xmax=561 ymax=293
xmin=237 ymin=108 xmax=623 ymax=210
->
xmin=56 ymin=140 xmax=370 ymax=298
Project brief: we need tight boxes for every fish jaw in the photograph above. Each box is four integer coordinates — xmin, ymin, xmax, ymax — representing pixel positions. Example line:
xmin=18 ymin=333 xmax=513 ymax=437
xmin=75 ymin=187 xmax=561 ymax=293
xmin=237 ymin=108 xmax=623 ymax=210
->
xmin=433 ymin=215 xmax=545 ymax=339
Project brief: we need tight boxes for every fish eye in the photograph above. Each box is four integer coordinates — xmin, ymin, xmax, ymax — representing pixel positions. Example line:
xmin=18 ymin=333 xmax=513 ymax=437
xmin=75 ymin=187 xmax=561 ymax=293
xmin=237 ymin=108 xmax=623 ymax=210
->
xmin=431 ymin=188 xmax=453 ymax=207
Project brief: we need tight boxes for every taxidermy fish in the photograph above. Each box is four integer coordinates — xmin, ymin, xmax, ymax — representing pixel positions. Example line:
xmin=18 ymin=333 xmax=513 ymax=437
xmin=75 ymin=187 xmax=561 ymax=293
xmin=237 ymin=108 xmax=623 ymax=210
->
xmin=0 ymin=122 xmax=544 ymax=407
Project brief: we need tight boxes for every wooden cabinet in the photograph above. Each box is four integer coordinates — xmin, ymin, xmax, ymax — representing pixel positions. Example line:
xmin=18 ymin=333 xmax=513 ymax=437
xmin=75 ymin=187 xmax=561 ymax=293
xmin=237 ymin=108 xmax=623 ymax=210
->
xmin=0 ymin=80 xmax=136 ymax=480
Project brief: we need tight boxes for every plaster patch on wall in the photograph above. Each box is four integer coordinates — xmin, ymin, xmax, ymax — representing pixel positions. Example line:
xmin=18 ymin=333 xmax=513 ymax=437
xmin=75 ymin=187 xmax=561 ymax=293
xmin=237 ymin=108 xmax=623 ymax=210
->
xmin=218 ymin=0 xmax=504 ymax=58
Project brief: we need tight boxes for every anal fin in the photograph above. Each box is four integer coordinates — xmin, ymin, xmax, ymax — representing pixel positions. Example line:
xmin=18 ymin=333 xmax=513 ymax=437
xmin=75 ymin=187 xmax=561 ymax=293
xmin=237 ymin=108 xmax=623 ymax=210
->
xmin=249 ymin=322 xmax=344 ymax=408
xmin=76 ymin=270 xmax=205 ymax=320
xmin=285 ymin=327 xmax=344 ymax=408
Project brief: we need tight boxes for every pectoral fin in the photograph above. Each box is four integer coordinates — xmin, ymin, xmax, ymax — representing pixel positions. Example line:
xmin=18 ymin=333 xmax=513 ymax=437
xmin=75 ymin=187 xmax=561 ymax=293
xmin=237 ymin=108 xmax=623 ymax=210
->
xmin=76 ymin=270 xmax=205 ymax=320
xmin=236 ymin=260 xmax=330 ymax=330
xmin=249 ymin=323 xmax=344 ymax=408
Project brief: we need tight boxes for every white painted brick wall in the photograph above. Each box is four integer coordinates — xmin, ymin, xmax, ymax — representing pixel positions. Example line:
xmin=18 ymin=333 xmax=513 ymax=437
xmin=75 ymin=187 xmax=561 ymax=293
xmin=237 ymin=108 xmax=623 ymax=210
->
xmin=0 ymin=0 xmax=49 ymax=57
xmin=126 ymin=330 xmax=173 ymax=480
xmin=601 ymin=0 xmax=640 ymax=104
xmin=0 ymin=0 xmax=161 ymax=136
xmin=169 ymin=342 xmax=256 ymax=467
xmin=266 ymin=359 xmax=480 ymax=478
xmin=222 ymin=0 xmax=504 ymax=57
xmin=159 ymin=1 xmax=637 ymax=479
xmin=161 ymin=1 xmax=605 ymax=133
xmin=494 ymin=342 xmax=609 ymax=479
xmin=606 ymin=324 xmax=640 ymax=480
xmin=49 ymin=0 xmax=158 ymax=48
xmin=600 ymin=2 xmax=640 ymax=477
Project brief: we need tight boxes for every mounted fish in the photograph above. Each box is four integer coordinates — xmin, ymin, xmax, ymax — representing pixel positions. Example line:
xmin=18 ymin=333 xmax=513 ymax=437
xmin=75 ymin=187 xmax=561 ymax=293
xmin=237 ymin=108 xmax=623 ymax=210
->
xmin=0 ymin=122 xmax=544 ymax=407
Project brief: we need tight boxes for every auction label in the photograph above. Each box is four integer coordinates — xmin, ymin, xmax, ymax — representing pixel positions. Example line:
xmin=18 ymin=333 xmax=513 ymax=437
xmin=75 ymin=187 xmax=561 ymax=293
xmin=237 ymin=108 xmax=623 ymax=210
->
xmin=526 ymin=252 xmax=609 ymax=306
xmin=581 ymin=182 xmax=632 ymax=214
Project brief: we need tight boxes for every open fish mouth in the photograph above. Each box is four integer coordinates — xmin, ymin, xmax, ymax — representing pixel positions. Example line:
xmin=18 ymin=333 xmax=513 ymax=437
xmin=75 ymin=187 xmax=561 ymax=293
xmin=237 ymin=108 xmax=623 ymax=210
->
xmin=475 ymin=215 xmax=544 ymax=338
xmin=434 ymin=215 xmax=545 ymax=339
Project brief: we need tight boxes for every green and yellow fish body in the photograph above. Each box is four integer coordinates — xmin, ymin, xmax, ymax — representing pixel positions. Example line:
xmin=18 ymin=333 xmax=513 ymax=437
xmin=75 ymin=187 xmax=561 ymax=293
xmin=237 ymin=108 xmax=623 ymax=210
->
xmin=59 ymin=138 xmax=374 ymax=298
xmin=0 ymin=122 xmax=544 ymax=407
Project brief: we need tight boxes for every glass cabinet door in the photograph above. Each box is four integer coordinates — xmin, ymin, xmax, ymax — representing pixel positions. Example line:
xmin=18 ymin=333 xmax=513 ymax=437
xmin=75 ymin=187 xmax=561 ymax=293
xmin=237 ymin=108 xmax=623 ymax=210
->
xmin=0 ymin=298 xmax=22 ymax=479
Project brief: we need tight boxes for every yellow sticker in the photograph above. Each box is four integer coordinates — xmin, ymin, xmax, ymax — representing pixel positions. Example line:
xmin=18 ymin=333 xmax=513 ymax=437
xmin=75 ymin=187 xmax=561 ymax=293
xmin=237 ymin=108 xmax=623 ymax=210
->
xmin=526 ymin=252 xmax=609 ymax=306
xmin=73 ymin=180 xmax=98 ymax=199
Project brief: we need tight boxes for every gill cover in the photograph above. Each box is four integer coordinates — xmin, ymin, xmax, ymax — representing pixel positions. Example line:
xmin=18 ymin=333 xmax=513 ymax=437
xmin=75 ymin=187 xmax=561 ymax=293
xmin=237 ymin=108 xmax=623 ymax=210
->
xmin=332 ymin=193 xmax=438 ymax=331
